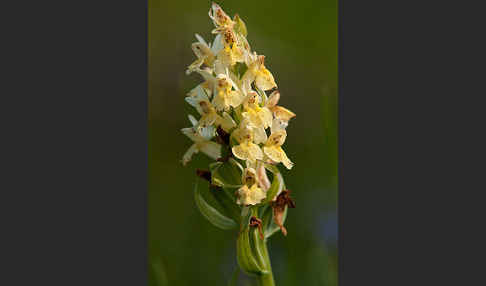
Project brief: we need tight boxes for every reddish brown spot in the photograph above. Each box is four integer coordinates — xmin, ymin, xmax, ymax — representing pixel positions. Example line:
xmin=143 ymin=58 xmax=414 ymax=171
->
xmin=249 ymin=216 xmax=264 ymax=240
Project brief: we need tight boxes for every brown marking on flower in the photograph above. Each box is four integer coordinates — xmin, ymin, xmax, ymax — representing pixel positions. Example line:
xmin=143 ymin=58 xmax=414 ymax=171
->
xmin=223 ymin=29 xmax=235 ymax=45
xmin=249 ymin=216 xmax=264 ymax=240
xmin=270 ymin=189 xmax=296 ymax=236
xmin=216 ymin=126 xmax=230 ymax=145
xmin=199 ymin=101 xmax=211 ymax=114
xmin=196 ymin=169 xmax=211 ymax=182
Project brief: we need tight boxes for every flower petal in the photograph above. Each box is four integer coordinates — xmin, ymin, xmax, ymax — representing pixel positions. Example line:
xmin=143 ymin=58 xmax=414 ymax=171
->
xmin=272 ymin=106 xmax=296 ymax=122
xmin=198 ymin=141 xmax=222 ymax=160
xmin=256 ymin=67 xmax=277 ymax=91
xmin=182 ymin=144 xmax=198 ymax=166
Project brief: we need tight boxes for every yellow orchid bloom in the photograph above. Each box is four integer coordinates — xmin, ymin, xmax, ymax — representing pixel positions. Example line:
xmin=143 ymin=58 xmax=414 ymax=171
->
xmin=191 ymin=34 xmax=216 ymax=67
xmin=263 ymin=129 xmax=294 ymax=170
xmin=266 ymin=90 xmax=296 ymax=123
xmin=215 ymin=27 xmax=246 ymax=67
xmin=212 ymin=73 xmax=244 ymax=112
xmin=242 ymin=54 xmax=277 ymax=91
xmin=236 ymin=184 xmax=266 ymax=206
xmin=231 ymin=123 xmax=264 ymax=163
xmin=232 ymin=118 xmax=267 ymax=145
xmin=186 ymin=86 xmax=236 ymax=132
xmin=236 ymin=167 xmax=266 ymax=205
xmin=242 ymin=92 xmax=273 ymax=129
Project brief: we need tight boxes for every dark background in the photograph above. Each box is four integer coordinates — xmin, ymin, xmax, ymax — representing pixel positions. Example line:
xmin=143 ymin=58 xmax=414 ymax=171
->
xmin=149 ymin=0 xmax=337 ymax=285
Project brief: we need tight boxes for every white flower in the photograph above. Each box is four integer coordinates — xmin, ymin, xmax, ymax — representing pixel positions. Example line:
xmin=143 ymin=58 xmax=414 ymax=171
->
xmin=181 ymin=125 xmax=221 ymax=165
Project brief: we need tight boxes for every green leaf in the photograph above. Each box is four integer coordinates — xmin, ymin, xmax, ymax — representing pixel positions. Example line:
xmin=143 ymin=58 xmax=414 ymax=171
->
xmin=250 ymin=208 xmax=267 ymax=271
xmin=210 ymin=185 xmax=241 ymax=224
xmin=210 ymin=160 xmax=242 ymax=188
xmin=236 ymin=222 xmax=267 ymax=276
xmin=260 ymin=205 xmax=272 ymax=234
xmin=194 ymin=181 xmax=237 ymax=230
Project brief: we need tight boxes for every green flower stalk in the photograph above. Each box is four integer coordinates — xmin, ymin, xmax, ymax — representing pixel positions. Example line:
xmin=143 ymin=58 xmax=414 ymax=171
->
xmin=181 ymin=3 xmax=296 ymax=285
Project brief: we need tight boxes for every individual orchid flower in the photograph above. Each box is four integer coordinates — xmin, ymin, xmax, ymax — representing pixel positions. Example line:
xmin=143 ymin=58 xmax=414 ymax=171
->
xmin=191 ymin=34 xmax=216 ymax=67
xmin=236 ymin=167 xmax=266 ymax=205
xmin=211 ymin=72 xmax=244 ymax=112
xmin=242 ymin=53 xmax=277 ymax=91
xmin=181 ymin=123 xmax=221 ymax=166
xmin=242 ymin=91 xmax=273 ymax=130
xmin=231 ymin=124 xmax=264 ymax=164
xmin=232 ymin=118 xmax=267 ymax=145
xmin=185 ymin=86 xmax=236 ymax=132
xmin=211 ymin=25 xmax=247 ymax=68
xmin=266 ymin=90 xmax=296 ymax=123
xmin=263 ymin=129 xmax=294 ymax=170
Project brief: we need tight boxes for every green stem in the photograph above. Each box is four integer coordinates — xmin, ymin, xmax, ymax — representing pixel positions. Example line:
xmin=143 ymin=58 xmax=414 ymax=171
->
xmin=258 ymin=240 xmax=275 ymax=286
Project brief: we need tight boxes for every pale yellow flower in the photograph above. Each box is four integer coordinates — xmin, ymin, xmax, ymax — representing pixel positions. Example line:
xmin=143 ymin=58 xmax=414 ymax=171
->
xmin=236 ymin=184 xmax=266 ymax=206
xmin=214 ymin=27 xmax=247 ymax=67
xmin=231 ymin=124 xmax=264 ymax=163
xmin=266 ymin=90 xmax=296 ymax=123
xmin=263 ymin=129 xmax=294 ymax=170
xmin=232 ymin=118 xmax=267 ymax=145
xmin=242 ymin=92 xmax=273 ymax=129
xmin=236 ymin=167 xmax=266 ymax=205
xmin=191 ymin=35 xmax=216 ymax=67
xmin=211 ymin=73 xmax=244 ymax=112
xmin=242 ymin=54 xmax=277 ymax=91
xmin=186 ymin=85 xmax=236 ymax=132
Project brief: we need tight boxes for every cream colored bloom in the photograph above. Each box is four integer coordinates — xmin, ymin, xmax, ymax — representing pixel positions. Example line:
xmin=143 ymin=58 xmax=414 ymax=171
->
xmin=242 ymin=92 xmax=273 ymax=129
xmin=263 ymin=129 xmax=294 ymax=170
xmin=236 ymin=167 xmax=266 ymax=205
xmin=181 ymin=125 xmax=221 ymax=165
xmin=236 ymin=184 xmax=266 ymax=206
xmin=242 ymin=54 xmax=277 ymax=91
xmin=186 ymin=86 xmax=236 ymax=132
xmin=232 ymin=118 xmax=267 ymax=145
xmin=231 ymin=124 xmax=264 ymax=163
xmin=211 ymin=73 xmax=244 ymax=111
xmin=191 ymin=35 xmax=215 ymax=67
xmin=266 ymin=90 xmax=296 ymax=123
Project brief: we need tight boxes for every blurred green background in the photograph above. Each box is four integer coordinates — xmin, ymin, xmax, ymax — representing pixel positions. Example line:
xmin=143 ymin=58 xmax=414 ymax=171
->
xmin=149 ymin=1 xmax=337 ymax=285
